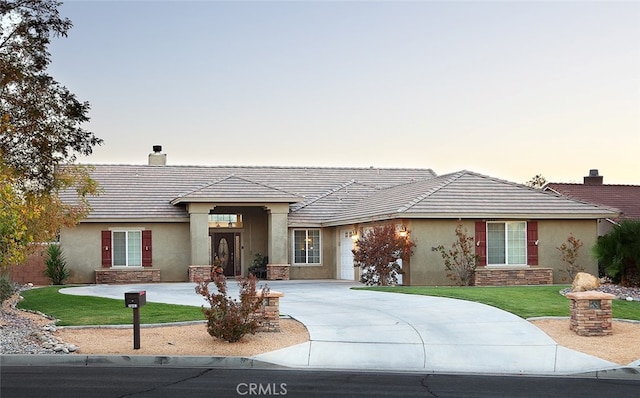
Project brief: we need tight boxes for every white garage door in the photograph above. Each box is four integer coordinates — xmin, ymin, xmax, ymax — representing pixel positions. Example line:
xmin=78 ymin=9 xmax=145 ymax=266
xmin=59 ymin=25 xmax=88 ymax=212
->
xmin=340 ymin=229 xmax=355 ymax=280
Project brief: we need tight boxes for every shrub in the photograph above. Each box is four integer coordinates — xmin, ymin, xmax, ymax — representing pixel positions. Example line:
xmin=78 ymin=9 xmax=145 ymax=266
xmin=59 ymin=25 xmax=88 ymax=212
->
xmin=557 ymin=234 xmax=584 ymax=282
xmin=352 ymin=223 xmax=416 ymax=286
xmin=43 ymin=244 xmax=70 ymax=285
xmin=0 ymin=273 xmax=16 ymax=303
xmin=432 ymin=223 xmax=479 ymax=286
xmin=593 ymin=220 xmax=640 ymax=287
xmin=195 ymin=273 xmax=268 ymax=343
xmin=248 ymin=252 xmax=267 ymax=278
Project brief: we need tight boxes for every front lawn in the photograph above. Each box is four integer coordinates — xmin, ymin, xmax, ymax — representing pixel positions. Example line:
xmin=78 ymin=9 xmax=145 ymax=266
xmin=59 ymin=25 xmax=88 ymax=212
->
xmin=354 ymin=285 xmax=640 ymax=321
xmin=17 ymin=286 xmax=204 ymax=326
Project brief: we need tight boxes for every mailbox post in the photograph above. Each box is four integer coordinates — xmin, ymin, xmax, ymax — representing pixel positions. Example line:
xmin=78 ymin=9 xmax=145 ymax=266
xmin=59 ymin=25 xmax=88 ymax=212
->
xmin=124 ymin=291 xmax=146 ymax=349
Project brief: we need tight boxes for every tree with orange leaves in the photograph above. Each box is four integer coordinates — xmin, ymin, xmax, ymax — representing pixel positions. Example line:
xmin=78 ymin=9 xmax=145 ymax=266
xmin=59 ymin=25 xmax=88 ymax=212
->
xmin=352 ymin=223 xmax=416 ymax=286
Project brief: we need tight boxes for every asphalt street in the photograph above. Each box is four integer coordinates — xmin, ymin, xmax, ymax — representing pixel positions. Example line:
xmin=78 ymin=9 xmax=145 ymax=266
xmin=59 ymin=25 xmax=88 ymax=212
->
xmin=2 ymin=366 xmax=640 ymax=398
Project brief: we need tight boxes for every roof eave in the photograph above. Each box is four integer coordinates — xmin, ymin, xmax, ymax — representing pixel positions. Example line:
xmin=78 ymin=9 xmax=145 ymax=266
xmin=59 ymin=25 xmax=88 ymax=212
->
xmin=81 ymin=217 xmax=190 ymax=223
xmin=170 ymin=197 xmax=302 ymax=205
xmin=288 ymin=222 xmax=324 ymax=228
xmin=321 ymin=211 xmax=620 ymax=226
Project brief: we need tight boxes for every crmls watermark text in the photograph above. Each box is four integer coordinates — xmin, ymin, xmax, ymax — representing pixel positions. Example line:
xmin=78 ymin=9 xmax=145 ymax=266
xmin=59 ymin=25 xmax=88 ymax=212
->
xmin=236 ymin=383 xmax=288 ymax=396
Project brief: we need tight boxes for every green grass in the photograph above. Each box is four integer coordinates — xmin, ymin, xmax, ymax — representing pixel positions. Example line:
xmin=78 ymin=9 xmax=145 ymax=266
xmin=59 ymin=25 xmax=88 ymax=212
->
xmin=354 ymin=285 xmax=640 ymax=321
xmin=17 ymin=286 xmax=204 ymax=326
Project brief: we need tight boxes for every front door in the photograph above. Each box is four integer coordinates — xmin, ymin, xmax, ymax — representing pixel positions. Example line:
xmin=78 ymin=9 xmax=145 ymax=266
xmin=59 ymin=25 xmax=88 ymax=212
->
xmin=213 ymin=233 xmax=240 ymax=277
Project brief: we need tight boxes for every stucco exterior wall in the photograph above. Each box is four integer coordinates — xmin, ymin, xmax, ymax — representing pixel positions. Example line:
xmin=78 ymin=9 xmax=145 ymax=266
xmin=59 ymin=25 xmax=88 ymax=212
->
xmin=60 ymin=222 xmax=190 ymax=283
xmin=406 ymin=219 xmax=599 ymax=286
xmin=289 ymin=228 xmax=336 ymax=279
xmin=537 ymin=219 xmax=598 ymax=283
xmin=405 ymin=219 xmax=462 ymax=286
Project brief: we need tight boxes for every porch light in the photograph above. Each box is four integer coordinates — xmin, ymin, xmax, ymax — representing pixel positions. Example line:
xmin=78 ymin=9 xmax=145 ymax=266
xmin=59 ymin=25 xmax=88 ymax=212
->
xmin=351 ymin=232 xmax=359 ymax=241
xmin=398 ymin=225 xmax=408 ymax=238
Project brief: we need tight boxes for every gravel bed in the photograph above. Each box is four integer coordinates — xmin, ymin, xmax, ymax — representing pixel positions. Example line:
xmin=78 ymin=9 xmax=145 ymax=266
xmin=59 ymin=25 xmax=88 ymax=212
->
xmin=1 ymin=286 xmax=78 ymax=355
xmin=560 ymin=283 xmax=640 ymax=301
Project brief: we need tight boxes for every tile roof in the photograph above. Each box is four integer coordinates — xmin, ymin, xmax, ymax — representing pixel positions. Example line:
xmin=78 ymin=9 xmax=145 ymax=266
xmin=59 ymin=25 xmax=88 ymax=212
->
xmin=63 ymin=164 xmax=618 ymax=225
xmin=171 ymin=175 xmax=303 ymax=204
xmin=67 ymin=164 xmax=436 ymax=221
xmin=545 ymin=183 xmax=640 ymax=220
xmin=321 ymin=171 xmax=619 ymax=225
xmin=289 ymin=180 xmax=381 ymax=226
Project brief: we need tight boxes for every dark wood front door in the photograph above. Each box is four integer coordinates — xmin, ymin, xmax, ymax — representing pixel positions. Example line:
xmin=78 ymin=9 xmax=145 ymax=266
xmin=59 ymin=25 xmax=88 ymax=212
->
xmin=213 ymin=233 xmax=240 ymax=277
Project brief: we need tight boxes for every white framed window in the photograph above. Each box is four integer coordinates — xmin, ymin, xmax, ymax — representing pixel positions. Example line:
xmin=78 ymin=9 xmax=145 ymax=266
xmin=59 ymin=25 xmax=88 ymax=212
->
xmin=208 ymin=213 xmax=243 ymax=228
xmin=487 ymin=222 xmax=526 ymax=265
xmin=112 ymin=230 xmax=142 ymax=266
xmin=293 ymin=229 xmax=321 ymax=264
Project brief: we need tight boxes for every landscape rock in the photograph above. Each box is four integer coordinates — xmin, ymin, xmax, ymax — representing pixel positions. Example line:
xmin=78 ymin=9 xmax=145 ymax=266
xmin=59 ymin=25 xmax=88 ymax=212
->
xmin=572 ymin=272 xmax=600 ymax=292
xmin=1 ymin=285 xmax=80 ymax=355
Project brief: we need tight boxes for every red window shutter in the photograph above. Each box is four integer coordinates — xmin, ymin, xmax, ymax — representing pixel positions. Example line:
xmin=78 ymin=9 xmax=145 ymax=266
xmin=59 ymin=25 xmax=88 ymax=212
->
xmin=475 ymin=221 xmax=487 ymax=266
xmin=527 ymin=221 xmax=538 ymax=265
xmin=142 ymin=230 xmax=152 ymax=267
xmin=101 ymin=231 xmax=112 ymax=268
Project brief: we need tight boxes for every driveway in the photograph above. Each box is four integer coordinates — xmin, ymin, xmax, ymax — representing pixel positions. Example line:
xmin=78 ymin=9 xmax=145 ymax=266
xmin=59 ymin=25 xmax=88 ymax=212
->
xmin=60 ymin=280 xmax=617 ymax=374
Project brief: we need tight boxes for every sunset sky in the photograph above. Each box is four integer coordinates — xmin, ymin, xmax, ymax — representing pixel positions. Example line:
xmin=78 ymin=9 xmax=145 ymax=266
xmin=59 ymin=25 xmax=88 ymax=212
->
xmin=49 ymin=0 xmax=640 ymax=185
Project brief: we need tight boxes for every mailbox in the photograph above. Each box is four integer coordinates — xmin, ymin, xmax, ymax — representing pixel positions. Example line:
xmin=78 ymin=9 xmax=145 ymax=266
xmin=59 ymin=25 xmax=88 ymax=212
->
xmin=125 ymin=291 xmax=146 ymax=308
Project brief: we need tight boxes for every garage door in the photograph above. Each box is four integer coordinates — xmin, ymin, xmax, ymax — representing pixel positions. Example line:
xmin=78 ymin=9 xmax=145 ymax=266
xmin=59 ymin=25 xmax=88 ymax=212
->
xmin=340 ymin=229 xmax=355 ymax=280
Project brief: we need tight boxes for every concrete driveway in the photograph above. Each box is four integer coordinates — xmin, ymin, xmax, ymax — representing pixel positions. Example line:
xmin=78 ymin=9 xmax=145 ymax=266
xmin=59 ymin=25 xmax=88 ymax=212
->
xmin=60 ymin=280 xmax=618 ymax=374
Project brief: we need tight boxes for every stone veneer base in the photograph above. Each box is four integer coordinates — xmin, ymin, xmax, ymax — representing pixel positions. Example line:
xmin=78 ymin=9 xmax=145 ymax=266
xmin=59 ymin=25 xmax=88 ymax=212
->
xmin=267 ymin=264 xmax=290 ymax=281
xmin=474 ymin=267 xmax=553 ymax=286
xmin=95 ymin=268 xmax=161 ymax=284
xmin=188 ymin=265 xmax=212 ymax=283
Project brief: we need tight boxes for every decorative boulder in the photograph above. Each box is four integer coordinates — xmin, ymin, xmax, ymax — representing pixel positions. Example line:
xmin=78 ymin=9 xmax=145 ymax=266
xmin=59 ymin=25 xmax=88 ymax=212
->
xmin=572 ymin=272 xmax=600 ymax=292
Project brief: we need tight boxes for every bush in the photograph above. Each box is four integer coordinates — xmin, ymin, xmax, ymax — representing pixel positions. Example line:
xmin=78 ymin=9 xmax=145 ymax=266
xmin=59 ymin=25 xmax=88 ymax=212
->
xmin=248 ymin=252 xmax=267 ymax=278
xmin=195 ymin=273 xmax=268 ymax=343
xmin=593 ymin=221 xmax=640 ymax=287
xmin=43 ymin=244 xmax=70 ymax=285
xmin=352 ymin=223 xmax=416 ymax=286
xmin=557 ymin=234 xmax=584 ymax=282
xmin=0 ymin=273 xmax=17 ymax=303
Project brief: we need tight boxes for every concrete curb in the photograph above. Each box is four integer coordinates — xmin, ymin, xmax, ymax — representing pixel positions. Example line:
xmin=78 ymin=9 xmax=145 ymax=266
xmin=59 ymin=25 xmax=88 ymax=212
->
xmin=573 ymin=367 xmax=640 ymax=380
xmin=3 ymin=354 xmax=640 ymax=379
xmin=0 ymin=354 xmax=287 ymax=369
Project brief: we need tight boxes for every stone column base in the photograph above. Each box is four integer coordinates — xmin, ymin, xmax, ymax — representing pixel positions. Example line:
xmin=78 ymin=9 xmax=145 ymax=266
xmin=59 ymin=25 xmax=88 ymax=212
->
xmin=566 ymin=291 xmax=616 ymax=336
xmin=188 ymin=265 xmax=212 ymax=283
xmin=253 ymin=291 xmax=285 ymax=332
xmin=267 ymin=264 xmax=290 ymax=280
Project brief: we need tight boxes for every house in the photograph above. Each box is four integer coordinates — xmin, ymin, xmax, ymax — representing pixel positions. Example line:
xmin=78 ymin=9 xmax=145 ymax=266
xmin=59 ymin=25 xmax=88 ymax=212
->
xmin=58 ymin=148 xmax=619 ymax=286
xmin=544 ymin=169 xmax=640 ymax=236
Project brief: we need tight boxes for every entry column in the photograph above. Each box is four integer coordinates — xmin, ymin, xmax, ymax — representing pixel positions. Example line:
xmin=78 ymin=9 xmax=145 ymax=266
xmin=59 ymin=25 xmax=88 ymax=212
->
xmin=265 ymin=203 xmax=290 ymax=280
xmin=188 ymin=203 xmax=212 ymax=266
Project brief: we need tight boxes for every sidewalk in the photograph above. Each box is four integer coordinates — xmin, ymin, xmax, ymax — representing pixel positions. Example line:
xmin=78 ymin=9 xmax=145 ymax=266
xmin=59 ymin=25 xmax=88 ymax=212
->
xmin=57 ymin=280 xmax=620 ymax=375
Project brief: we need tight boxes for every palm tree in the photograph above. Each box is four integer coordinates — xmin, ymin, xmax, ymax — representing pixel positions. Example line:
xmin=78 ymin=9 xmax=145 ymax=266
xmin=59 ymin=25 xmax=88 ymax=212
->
xmin=593 ymin=220 xmax=640 ymax=287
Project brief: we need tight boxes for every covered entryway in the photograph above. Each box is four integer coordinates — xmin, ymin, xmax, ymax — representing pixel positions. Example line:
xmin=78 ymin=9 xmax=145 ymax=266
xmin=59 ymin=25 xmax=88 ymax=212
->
xmin=213 ymin=232 xmax=241 ymax=277
xmin=340 ymin=229 xmax=356 ymax=280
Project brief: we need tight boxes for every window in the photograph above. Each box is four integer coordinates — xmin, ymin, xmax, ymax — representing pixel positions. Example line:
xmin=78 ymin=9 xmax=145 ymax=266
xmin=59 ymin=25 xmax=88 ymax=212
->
xmin=112 ymin=230 xmax=142 ymax=266
xmin=209 ymin=213 xmax=243 ymax=228
xmin=293 ymin=229 xmax=321 ymax=264
xmin=486 ymin=222 xmax=526 ymax=265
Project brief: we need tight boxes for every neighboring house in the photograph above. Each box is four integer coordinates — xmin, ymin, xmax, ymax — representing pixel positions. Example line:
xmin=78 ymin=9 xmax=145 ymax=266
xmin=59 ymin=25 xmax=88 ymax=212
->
xmin=544 ymin=169 xmax=640 ymax=236
xmin=59 ymin=148 xmax=618 ymax=286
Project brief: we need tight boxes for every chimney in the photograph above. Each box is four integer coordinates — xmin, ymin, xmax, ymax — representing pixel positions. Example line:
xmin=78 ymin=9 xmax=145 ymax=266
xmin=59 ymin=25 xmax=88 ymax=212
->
xmin=148 ymin=145 xmax=167 ymax=166
xmin=583 ymin=169 xmax=603 ymax=185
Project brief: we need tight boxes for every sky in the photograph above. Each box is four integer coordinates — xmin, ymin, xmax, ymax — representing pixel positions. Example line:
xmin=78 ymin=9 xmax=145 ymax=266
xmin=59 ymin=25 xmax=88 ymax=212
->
xmin=47 ymin=0 xmax=640 ymax=185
